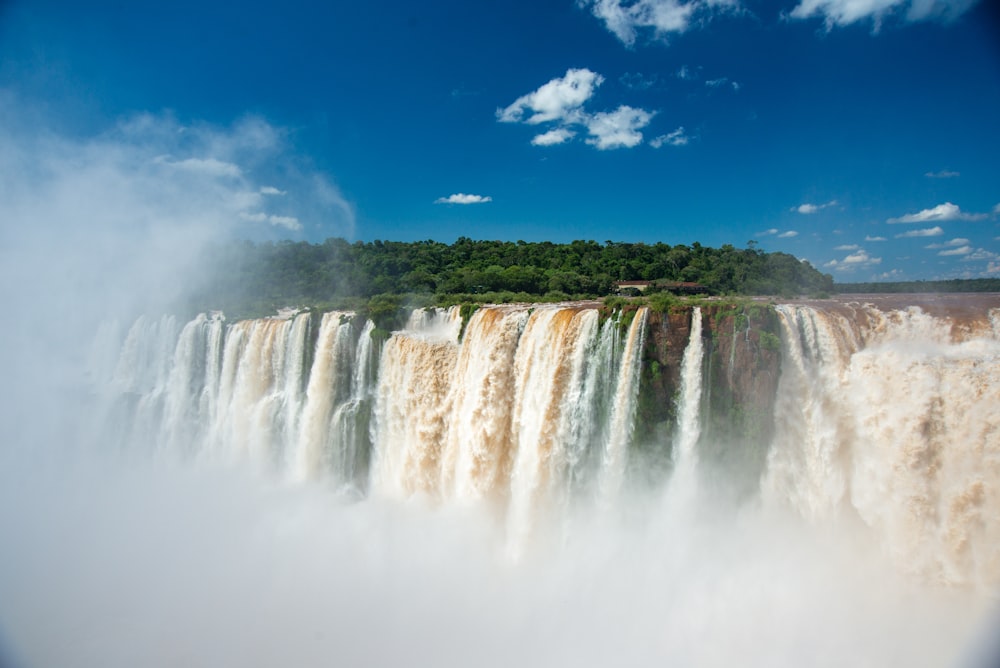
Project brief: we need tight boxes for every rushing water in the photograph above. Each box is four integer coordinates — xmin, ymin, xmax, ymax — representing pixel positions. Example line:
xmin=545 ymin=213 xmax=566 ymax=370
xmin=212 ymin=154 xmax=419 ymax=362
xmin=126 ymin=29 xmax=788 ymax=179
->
xmin=1 ymin=298 xmax=998 ymax=667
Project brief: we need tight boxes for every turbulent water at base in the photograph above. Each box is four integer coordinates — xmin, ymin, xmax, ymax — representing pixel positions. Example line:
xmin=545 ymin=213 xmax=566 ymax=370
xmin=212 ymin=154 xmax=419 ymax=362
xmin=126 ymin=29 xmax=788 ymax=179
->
xmin=12 ymin=297 xmax=995 ymax=667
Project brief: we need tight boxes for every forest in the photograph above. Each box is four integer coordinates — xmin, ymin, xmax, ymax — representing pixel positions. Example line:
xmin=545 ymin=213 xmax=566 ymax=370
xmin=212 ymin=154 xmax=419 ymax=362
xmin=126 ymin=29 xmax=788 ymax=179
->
xmin=188 ymin=237 xmax=834 ymax=317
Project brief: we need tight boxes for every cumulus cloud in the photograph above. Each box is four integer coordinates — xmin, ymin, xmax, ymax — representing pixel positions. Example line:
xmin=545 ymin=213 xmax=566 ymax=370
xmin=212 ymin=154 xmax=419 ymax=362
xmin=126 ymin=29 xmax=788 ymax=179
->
xmin=824 ymin=248 xmax=882 ymax=271
xmin=650 ymin=126 xmax=689 ymax=147
xmin=788 ymin=0 xmax=980 ymax=30
xmin=938 ymin=245 xmax=972 ymax=256
xmin=434 ymin=193 xmax=493 ymax=204
xmin=894 ymin=226 xmax=944 ymax=238
xmin=499 ymin=69 xmax=655 ymax=150
xmin=496 ymin=68 xmax=603 ymax=125
xmin=585 ymin=106 xmax=655 ymax=149
xmin=926 ymin=238 xmax=970 ymax=249
xmin=963 ymin=248 xmax=999 ymax=261
xmin=835 ymin=244 xmax=859 ymax=251
xmin=925 ymin=169 xmax=960 ymax=178
xmin=532 ymin=128 xmax=576 ymax=146
xmin=887 ymin=202 xmax=988 ymax=223
xmin=778 ymin=230 xmax=799 ymax=238
xmin=795 ymin=200 xmax=838 ymax=214
xmin=581 ymin=0 xmax=736 ymax=47
xmin=865 ymin=235 xmax=887 ymax=241
xmin=843 ymin=250 xmax=880 ymax=264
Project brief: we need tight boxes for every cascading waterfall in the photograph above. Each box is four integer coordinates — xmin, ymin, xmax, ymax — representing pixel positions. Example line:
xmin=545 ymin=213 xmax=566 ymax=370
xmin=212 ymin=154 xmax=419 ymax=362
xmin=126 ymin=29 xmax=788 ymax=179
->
xmin=764 ymin=302 xmax=1000 ymax=586
xmin=675 ymin=306 xmax=704 ymax=471
xmin=599 ymin=306 xmax=649 ymax=501
xmin=292 ymin=311 xmax=357 ymax=482
xmin=664 ymin=306 xmax=704 ymax=506
xmin=10 ymin=296 xmax=1000 ymax=668
xmin=93 ymin=298 xmax=1000 ymax=586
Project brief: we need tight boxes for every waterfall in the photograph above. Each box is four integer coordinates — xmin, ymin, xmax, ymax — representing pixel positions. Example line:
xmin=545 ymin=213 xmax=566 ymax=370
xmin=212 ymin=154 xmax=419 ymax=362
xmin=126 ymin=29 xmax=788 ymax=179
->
xmin=675 ymin=306 xmax=704 ymax=470
xmin=764 ymin=303 xmax=1000 ymax=586
xmin=599 ymin=306 xmax=649 ymax=501
xmin=441 ymin=306 xmax=530 ymax=502
xmin=664 ymin=306 xmax=704 ymax=508
xmin=292 ymin=312 xmax=356 ymax=481
xmin=10 ymin=296 xmax=999 ymax=668
xmin=92 ymin=298 xmax=1000 ymax=585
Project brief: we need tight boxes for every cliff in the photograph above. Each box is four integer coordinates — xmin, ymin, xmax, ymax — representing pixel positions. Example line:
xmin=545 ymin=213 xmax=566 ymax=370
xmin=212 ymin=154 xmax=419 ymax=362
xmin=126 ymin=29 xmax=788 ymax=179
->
xmin=635 ymin=302 xmax=783 ymax=495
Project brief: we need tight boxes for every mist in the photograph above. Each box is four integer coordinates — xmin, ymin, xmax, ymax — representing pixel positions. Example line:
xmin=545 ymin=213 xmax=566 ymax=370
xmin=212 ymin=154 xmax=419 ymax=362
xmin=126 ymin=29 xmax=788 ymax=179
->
xmin=0 ymin=94 xmax=996 ymax=667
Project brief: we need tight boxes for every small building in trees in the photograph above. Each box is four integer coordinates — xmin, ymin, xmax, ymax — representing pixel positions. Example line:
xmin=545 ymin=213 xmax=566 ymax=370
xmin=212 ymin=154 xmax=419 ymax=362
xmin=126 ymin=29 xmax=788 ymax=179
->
xmin=654 ymin=281 xmax=708 ymax=295
xmin=612 ymin=280 xmax=708 ymax=296
xmin=612 ymin=280 xmax=653 ymax=296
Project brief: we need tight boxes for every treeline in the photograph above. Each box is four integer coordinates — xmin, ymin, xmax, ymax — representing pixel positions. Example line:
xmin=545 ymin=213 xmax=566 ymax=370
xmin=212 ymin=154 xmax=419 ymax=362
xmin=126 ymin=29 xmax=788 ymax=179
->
xmin=836 ymin=278 xmax=1000 ymax=294
xmin=190 ymin=237 xmax=834 ymax=314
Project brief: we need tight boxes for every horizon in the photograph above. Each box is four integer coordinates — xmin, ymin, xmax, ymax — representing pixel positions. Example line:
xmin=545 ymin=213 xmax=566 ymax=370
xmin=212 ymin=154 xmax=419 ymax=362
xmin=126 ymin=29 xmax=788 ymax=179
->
xmin=2 ymin=0 xmax=999 ymax=283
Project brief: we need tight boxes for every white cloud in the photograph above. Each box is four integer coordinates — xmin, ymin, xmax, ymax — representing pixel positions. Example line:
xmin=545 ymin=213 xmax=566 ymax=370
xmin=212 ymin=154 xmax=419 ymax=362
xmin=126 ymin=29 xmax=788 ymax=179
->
xmin=876 ymin=268 xmax=904 ymax=280
xmin=927 ymin=237 xmax=971 ymax=249
xmin=887 ymin=201 xmax=988 ymax=223
xmin=531 ymin=128 xmax=576 ymax=146
xmin=795 ymin=199 xmax=837 ymax=214
xmin=963 ymin=248 xmax=999 ymax=261
xmin=757 ymin=228 xmax=779 ymax=236
xmin=994 ymin=203 xmax=1000 ymax=214
xmin=895 ymin=226 xmax=944 ymax=238
xmin=834 ymin=244 xmax=859 ymax=251
xmin=260 ymin=186 xmax=286 ymax=195
xmin=497 ymin=69 xmax=603 ymax=125
xmin=434 ymin=193 xmax=493 ymax=204
xmin=499 ymin=69 xmax=655 ymax=150
xmin=581 ymin=0 xmax=736 ymax=47
xmin=865 ymin=235 xmax=887 ymax=241
xmin=705 ymin=77 xmax=728 ymax=87
xmin=843 ymin=250 xmax=881 ymax=265
xmin=778 ymin=230 xmax=799 ymax=238
xmin=938 ymin=245 xmax=972 ymax=256
xmin=824 ymin=248 xmax=882 ymax=272
xmin=583 ymin=0 xmax=696 ymax=46
xmin=925 ymin=169 xmax=960 ymax=179
xmin=650 ymin=126 xmax=689 ymax=147
xmin=788 ymin=0 xmax=979 ymax=30
xmin=584 ymin=106 xmax=654 ymax=149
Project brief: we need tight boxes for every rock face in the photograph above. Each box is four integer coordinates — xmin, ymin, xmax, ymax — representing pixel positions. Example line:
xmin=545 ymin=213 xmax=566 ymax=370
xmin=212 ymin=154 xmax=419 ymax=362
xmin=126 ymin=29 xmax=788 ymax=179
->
xmin=635 ymin=303 xmax=783 ymax=495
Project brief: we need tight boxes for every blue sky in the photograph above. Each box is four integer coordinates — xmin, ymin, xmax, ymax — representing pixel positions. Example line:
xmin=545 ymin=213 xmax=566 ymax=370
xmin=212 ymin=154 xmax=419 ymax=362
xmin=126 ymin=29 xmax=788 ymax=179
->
xmin=1 ymin=0 xmax=998 ymax=282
